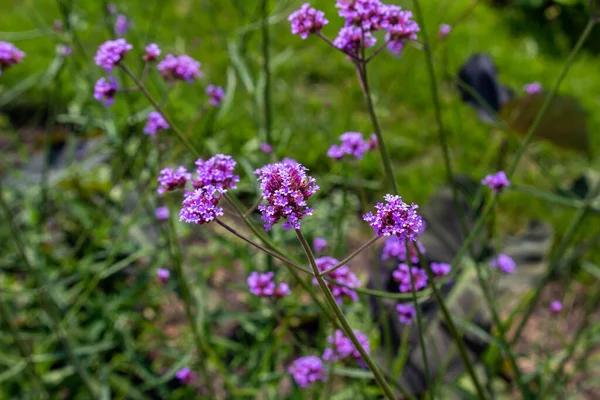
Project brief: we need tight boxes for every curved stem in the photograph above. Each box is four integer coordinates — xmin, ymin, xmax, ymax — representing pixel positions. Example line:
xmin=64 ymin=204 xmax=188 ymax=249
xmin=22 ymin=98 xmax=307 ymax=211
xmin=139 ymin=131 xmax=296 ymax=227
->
xmin=319 ymin=236 xmax=380 ymax=276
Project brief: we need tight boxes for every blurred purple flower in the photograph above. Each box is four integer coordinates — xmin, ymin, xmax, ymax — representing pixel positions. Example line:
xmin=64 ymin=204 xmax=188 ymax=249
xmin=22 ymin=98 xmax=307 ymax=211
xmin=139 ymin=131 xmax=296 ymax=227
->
xmin=144 ymin=111 xmax=169 ymax=135
xmin=275 ymin=283 xmax=291 ymax=298
xmin=524 ymin=82 xmax=542 ymax=94
xmin=260 ymin=143 xmax=273 ymax=153
xmin=179 ymin=186 xmax=225 ymax=225
xmin=143 ymin=43 xmax=161 ymax=62
xmin=206 ymin=84 xmax=225 ymax=107
xmin=288 ymin=3 xmax=329 ymax=39
xmin=107 ymin=3 xmax=117 ymax=14
xmin=381 ymin=237 xmax=425 ymax=264
xmin=255 ymin=162 xmax=319 ymax=231
xmin=363 ymin=195 xmax=425 ymax=240
xmin=431 ymin=262 xmax=451 ymax=277
xmin=155 ymin=206 xmax=170 ymax=220
xmin=366 ymin=133 xmax=378 ymax=150
xmin=175 ymin=367 xmax=196 ymax=385
xmin=334 ymin=26 xmax=376 ymax=55
xmin=289 ymin=356 xmax=326 ymax=388
xmin=550 ymin=300 xmax=562 ymax=314
xmin=323 ymin=329 xmax=370 ymax=364
xmin=94 ymin=77 xmax=118 ymax=107
xmin=393 ymin=263 xmax=428 ymax=292
xmin=0 ymin=41 xmax=25 ymax=75
xmin=57 ymin=44 xmax=72 ymax=57
xmin=313 ymin=237 xmax=328 ymax=252
xmin=157 ymin=166 xmax=190 ymax=195
xmin=313 ymin=257 xmax=360 ymax=304
xmin=439 ymin=23 xmax=452 ymax=38
xmin=491 ymin=254 xmax=516 ymax=274
xmin=247 ymin=271 xmax=276 ymax=297
xmin=192 ymin=154 xmax=239 ymax=190
xmin=327 ymin=132 xmax=371 ymax=160
xmin=94 ymin=38 xmax=132 ymax=72
xmin=157 ymin=54 xmax=202 ymax=82
xmin=156 ymin=268 xmax=170 ymax=284
xmin=482 ymin=170 xmax=510 ymax=193
xmin=114 ymin=14 xmax=129 ymax=35
xmin=381 ymin=5 xmax=419 ymax=55
xmin=396 ymin=303 xmax=416 ymax=324
xmin=336 ymin=0 xmax=385 ymax=31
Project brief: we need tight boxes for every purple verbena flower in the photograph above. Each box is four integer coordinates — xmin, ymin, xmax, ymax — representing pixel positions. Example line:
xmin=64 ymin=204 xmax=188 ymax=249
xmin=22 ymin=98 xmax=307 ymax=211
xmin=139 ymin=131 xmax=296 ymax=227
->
xmin=491 ymin=254 xmax=516 ymax=274
xmin=289 ymin=356 xmax=326 ymax=388
xmin=179 ymin=186 xmax=225 ymax=225
xmin=260 ymin=143 xmax=273 ymax=153
xmin=366 ymin=133 xmax=378 ymax=150
xmin=327 ymin=132 xmax=371 ymax=160
xmin=0 ymin=41 xmax=25 ymax=75
xmin=176 ymin=367 xmax=196 ymax=385
xmin=94 ymin=38 xmax=132 ymax=72
xmin=143 ymin=43 xmax=161 ymax=62
xmin=323 ymin=329 xmax=370 ymax=364
xmin=525 ymin=82 xmax=542 ymax=94
xmin=247 ymin=271 xmax=276 ymax=297
xmin=275 ymin=282 xmax=291 ymax=298
xmin=381 ymin=237 xmax=425 ymax=264
xmin=281 ymin=157 xmax=300 ymax=166
xmin=550 ymin=300 xmax=562 ymax=314
xmin=313 ymin=237 xmax=328 ymax=252
xmin=114 ymin=14 xmax=129 ymax=35
xmin=363 ymin=195 xmax=425 ymax=240
xmin=396 ymin=303 xmax=416 ymax=324
xmin=482 ymin=171 xmax=510 ymax=193
xmin=431 ymin=262 xmax=451 ymax=277
xmin=57 ymin=44 xmax=72 ymax=57
xmin=144 ymin=111 xmax=169 ymax=135
xmin=336 ymin=0 xmax=385 ymax=31
xmin=157 ymin=166 xmax=191 ymax=195
xmin=439 ymin=23 xmax=452 ymax=38
xmin=206 ymin=84 xmax=225 ymax=107
xmin=156 ymin=268 xmax=170 ymax=284
xmin=313 ymin=257 xmax=360 ymax=304
xmin=288 ymin=3 xmax=329 ymax=39
xmin=381 ymin=6 xmax=419 ymax=55
xmin=334 ymin=26 xmax=376 ymax=55
xmin=193 ymin=154 xmax=239 ymax=190
xmin=393 ymin=263 xmax=428 ymax=292
xmin=155 ymin=206 xmax=170 ymax=220
xmin=157 ymin=54 xmax=202 ymax=83
xmin=255 ymin=162 xmax=319 ymax=231
xmin=94 ymin=77 xmax=118 ymax=107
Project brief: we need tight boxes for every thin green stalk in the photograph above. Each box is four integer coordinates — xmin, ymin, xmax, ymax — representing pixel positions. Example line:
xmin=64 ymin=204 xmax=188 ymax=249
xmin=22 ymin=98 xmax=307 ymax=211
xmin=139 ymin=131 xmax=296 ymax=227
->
xmin=295 ymin=229 xmax=399 ymax=400
xmin=261 ymin=0 xmax=272 ymax=146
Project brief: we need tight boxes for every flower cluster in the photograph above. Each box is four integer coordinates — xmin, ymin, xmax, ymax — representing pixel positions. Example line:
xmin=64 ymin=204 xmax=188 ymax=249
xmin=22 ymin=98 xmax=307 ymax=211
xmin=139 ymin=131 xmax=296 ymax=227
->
xmin=322 ymin=329 xmax=370 ymax=364
xmin=94 ymin=77 xmax=119 ymax=107
xmin=381 ymin=236 xmax=425 ymax=263
xmin=143 ymin=43 xmax=161 ymax=62
xmin=176 ymin=367 xmax=196 ymax=385
xmin=363 ymin=195 xmax=425 ymax=240
xmin=524 ymin=82 xmax=542 ymax=94
xmin=288 ymin=3 xmax=329 ymax=39
xmin=260 ymin=143 xmax=273 ymax=153
xmin=157 ymin=166 xmax=191 ymax=195
xmin=157 ymin=54 xmax=203 ymax=82
xmin=313 ymin=237 xmax=328 ymax=252
xmin=289 ymin=356 xmax=326 ymax=388
xmin=482 ymin=170 xmax=510 ymax=193
xmin=143 ymin=111 xmax=169 ymax=135
xmin=115 ymin=14 xmax=129 ymax=35
xmin=396 ymin=303 xmax=416 ymax=324
xmin=94 ymin=38 xmax=132 ymax=71
xmin=193 ymin=154 xmax=240 ymax=190
xmin=392 ymin=263 xmax=428 ymax=292
xmin=255 ymin=162 xmax=319 ymax=231
xmin=431 ymin=262 xmax=452 ymax=277
xmin=155 ymin=206 xmax=170 ymax=220
xmin=179 ymin=186 xmax=226 ymax=225
xmin=327 ymin=132 xmax=377 ymax=160
xmin=313 ymin=257 xmax=361 ymax=304
xmin=490 ymin=254 xmax=516 ymax=274
xmin=0 ymin=41 xmax=25 ymax=75
xmin=156 ymin=268 xmax=170 ymax=284
xmin=381 ymin=5 xmax=420 ymax=55
xmin=206 ymin=84 xmax=225 ymax=107
xmin=247 ymin=271 xmax=291 ymax=298
xmin=333 ymin=26 xmax=376 ymax=55
xmin=550 ymin=300 xmax=562 ymax=314
xmin=439 ymin=23 xmax=452 ymax=38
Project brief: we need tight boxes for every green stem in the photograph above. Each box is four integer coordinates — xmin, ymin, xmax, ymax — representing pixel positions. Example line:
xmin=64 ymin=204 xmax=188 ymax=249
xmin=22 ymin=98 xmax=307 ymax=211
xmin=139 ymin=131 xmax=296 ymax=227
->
xmin=318 ymin=236 xmax=380 ymax=276
xmin=261 ymin=0 xmax=272 ymax=146
xmin=295 ymin=229 xmax=398 ymax=400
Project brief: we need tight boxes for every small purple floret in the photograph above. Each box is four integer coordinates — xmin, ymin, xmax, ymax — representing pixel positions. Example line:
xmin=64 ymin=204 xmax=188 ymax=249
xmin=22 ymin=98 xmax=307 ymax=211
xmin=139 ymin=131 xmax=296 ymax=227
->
xmin=155 ymin=206 xmax=170 ymax=220
xmin=392 ymin=263 xmax=428 ymax=292
xmin=313 ymin=257 xmax=360 ymax=304
xmin=524 ymin=82 xmax=542 ymax=94
xmin=206 ymin=84 xmax=225 ymax=107
xmin=491 ymin=254 xmax=516 ymax=274
xmin=179 ymin=186 xmax=225 ymax=225
xmin=193 ymin=154 xmax=239 ymax=190
xmin=550 ymin=300 xmax=562 ymax=314
xmin=313 ymin=237 xmax=328 ymax=252
xmin=431 ymin=262 xmax=452 ymax=277
xmin=156 ymin=268 xmax=170 ymax=284
xmin=288 ymin=3 xmax=329 ymax=39
xmin=0 ymin=41 xmax=25 ymax=75
xmin=322 ymin=329 xmax=370 ymax=364
xmin=176 ymin=367 xmax=196 ymax=385
xmin=143 ymin=43 xmax=161 ymax=62
xmin=144 ymin=111 xmax=169 ymax=135
xmin=114 ymin=14 xmax=129 ymax=35
xmin=157 ymin=54 xmax=202 ymax=82
xmin=482 ymin=171 xmax=510 ymax=193
xmin=289 ymin=356 xmax=326 ymax=388
xmin=363 ymin=195 xmax=425 ymax=240
xmin=94 ymin=77 xmax=118 ymax=107
xmin=157 ymin=166 xmax=191 ymax=195
xmin=381 ymin=237 xmax=425 ymax=264
xmin=396 ymin=303 xmax=416 ymax=324
xmin=94 ymin=38 xmax=132 ymax=72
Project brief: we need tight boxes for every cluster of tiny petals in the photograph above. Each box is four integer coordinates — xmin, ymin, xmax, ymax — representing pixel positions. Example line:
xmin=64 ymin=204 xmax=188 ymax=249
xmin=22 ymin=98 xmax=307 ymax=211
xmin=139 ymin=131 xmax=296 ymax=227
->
xmin=525 ymin=82 xmax=542 ymax=94
xmin=0 ymin=41 xmax=25 ymax=74
xmin=247 ymin=271 xmax=291 ymax=298
xmin=336 ymin=0 xmax=385 ymax=31
xmin=94 ymin=38 xmax=133 ymax=71
xmin=491 ymin=254 xmax=516 ymax=274
xmin=396 ymin=303 xmax=416 ymax=324
xmin=383 ymin=7 xmax=420 ymax=55
xmin=206 ymin=84 xmax=225 ymax=107
xmin=288 ymin=3 xmax=329 ymax=39
xmin=157 ymin=54 xmax=202 ymax=82
xmin=143 ymin=43 xmax=161 ymax=62
xmin=313 ymin=237 xmax=328 ymax=252
xmin=381 ymin=236 xmax=425 ymax=263
xmin=157 ymin=166 xmax=191 ymax=195
xmin=176 ymin=367 xmax=196 ymax=385
xmin=94 ymin=77 xmax=118 ymax=107
xmin=323 ymin=329 xmax=370 ymax=364
xmin=431 ymin=262 xmax=452 ymax=277
xmin=143 ymin=111 xmax=169 ymax=135
xmin=363 ymin=194 xmax=425 ymax=240
xmin=255 ymin=162 xmax=319 ymax=231
xmin=439 ymin=23 xmax=452 ymax=38
xmin=550 ymin=300 xmax=562 ymax=314
xmin=313 ymin=257 xmax=361 ymax=304
xmin=155 ymin=206 xmax=170 ymax=220
xmin=289 ymin=356 xmax=326 ymax=388
xmin=156 ymin=268 xmax=170 ymax=284
xmin=114 ymin=14 xmax=129 ymax=35
xmin=179 ymin=186 xmax=225 ymax=225
xmin=482 ymin=170 xmax=511 ymax=193
xmin=327 ymin=132 xmax=375 ymax=160
xmin=393 ymin=263 xmax=428 ymax=292
xmin=193 ymin=154 xmax=239 ymax=190
xmin=333 ymin=26 xmax=376 ymax=55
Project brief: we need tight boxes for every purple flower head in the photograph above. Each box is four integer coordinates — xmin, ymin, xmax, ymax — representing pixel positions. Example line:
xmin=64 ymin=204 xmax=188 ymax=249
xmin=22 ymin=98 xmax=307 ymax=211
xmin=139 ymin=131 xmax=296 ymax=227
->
xmin=323 ymin=329 xmax=370 ymax=364
xmin=439 ymin=23 xmax=452 ymax=38
xmin=288 ymin=3 xmax=329 ymax=39
xmin=0 ymin=41 xmax=25 ymax=75
xmin=275 ymin=282 xmax=291 ymax=298
xmin=550 ymin=300 xmax=562 ymax=314
xmin=143 ymin=43 xmax=161 ymax=62
xmin=156 ymin=268 xmax=170 ymax=284
xmin=144 ymin=111 xmax=169 ymax=135
xmin=363 ymin=195 xmax=425 ymax=240
xmin=155 ymin=206 xmax=170 ymax=220
xmin=313 ymin=257 xmax=360 ymax=304
xmin=327 ymin=145 xmax=345 ymax=160
xmin=525 ymin=82 xmax=542 ymax=94
xmin=381 ymin=6 xmax=419 ymax=55
xmin=313 ymin=237 xmax=328 ymax=252
xmin=393 ymin=263 xmax=428 ymax=292
xmin=157 ymin=166 xmax=191 ymax=195
xmin=94 ymin=77 xmax=118 ymax=107
xmin=327 ymin=132 xmax=371 ymax=160
xmin=179 ymin=186 xmax=225 ymax=225
xmin=367 ymin=133 xmax=378 ymax=150
xmin=114 ymin=14 xmax=129 ymax=35
xmin=491 ymin=254 xmax=516 ymax=274
xmin=94 ymin=38 xmax=132 ymax=72
xmin=57 ymin=45 xmax=72 ymax=57
xmin=334 ymin=26 xmax=376 ymax=55
xmin=281 ymin=157 xmax=300 ymax=166
xmin=431 ymin=262 xmax=451 ymax=277
xmin=206 ymin=84 xmax=225 ymax=107
xmin=176 ymin=367 xmax=196 ymax=385
xmin=157 ymin=54 xmax=202 ymax=83
xmin=260 ymin=143 xmax=273 ymax=153
xmin=193 ymin=154 xmax=239 ymax=190
xmin=289 ymin=356 xmax=326 ymax=388
xmin=247 ymin=271 xmax=276 ymax=297
xmin=255 ymin=162 xmax=319 ymax=231
xmin=381 ymin=237 xmax=425 ymax=264
xmin=482 ymin=170 xmax=510 ymax=193
xmin=396 ymin=303 xmax=416 ymax=324
xmin=336 ymin=0 xmax=385 ymax=31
